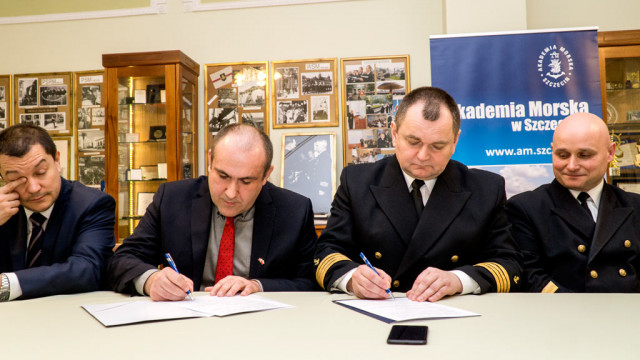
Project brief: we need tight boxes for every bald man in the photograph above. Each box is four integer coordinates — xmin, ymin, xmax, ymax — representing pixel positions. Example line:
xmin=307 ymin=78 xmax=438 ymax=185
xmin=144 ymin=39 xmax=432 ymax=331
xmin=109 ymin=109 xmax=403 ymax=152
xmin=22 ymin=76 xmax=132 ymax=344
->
xmin=506 ymin=112 xmax=640 ymax=293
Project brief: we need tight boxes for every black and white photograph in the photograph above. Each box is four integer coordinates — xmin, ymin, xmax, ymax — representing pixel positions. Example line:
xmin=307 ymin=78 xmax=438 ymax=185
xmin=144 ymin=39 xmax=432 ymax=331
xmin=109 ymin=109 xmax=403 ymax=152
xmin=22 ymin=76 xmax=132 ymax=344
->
xmin=241 ymin=112 xmax=265 ymax=131
xmin=0 ymin=86 xmax=5 ymax=101
xmin=0 ymin=102 xmax=6 ymax=120
xmin=376 ymin=80 xmax=406 ymax=95
xmin=345 ymin=64 xmax=375 ymax=83
xmin=78 ymin=129 xmax=105 ymax=152
xmin=43 ymin=112 xmax=66 ymax=130
xmin=78 ymin=155 xmax=105 ymax=186
xmin=238 ymin=83 xmax=265 ymax=108
xmin=346 ymin=83 xmax=375 ymax=100
xmin=20 ymin=113 xmax=42 ymax=126
xmin=40 ymin=85 xmax=68 ymax=106
xmin=91 ymin=107 xmax=105 ymax=126
xmin=275 ymin=67 xmax=299 ymax=99
xmin=78 ymin=108 xmax=91 ymax=129
xmin=18 ymin=78 xmax=38 ymax=107
xmin=218 ymin=88 xmax=237 ymax=108
xmin=81 ymin=85 xmax=101 ymax=106
xmin=282 ymin=133 xmax=335 ymax=215
xmin=375 ymin=62 xmax=406 ymax=81
xmin=311 ymin=96 xmax=330 ymax=122
xmin=301 ymin=71 xmax=333 ymax=95
xmin=208 ymin=107 xmax=238 ymax=132
xmin=365 ymin=95 xmax=393 ymax=115
xmin=276 ymin=100 xmax=308 ymax=124
xmin=52 ymin=138 xmax=70 ymax=179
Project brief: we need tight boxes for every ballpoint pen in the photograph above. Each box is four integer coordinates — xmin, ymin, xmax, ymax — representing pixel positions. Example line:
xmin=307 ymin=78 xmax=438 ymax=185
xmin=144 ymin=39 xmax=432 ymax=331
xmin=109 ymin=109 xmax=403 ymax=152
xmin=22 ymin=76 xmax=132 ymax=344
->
xmin=164 ymin=253 xmax=194 ymax=300
xmin=359 ymin=252 xmax=395 ymax=300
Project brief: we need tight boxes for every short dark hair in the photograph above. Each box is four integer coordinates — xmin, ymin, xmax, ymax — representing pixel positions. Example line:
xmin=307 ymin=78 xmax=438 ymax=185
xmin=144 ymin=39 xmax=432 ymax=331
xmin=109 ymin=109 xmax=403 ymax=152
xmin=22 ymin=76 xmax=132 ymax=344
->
xmin=394 ymin=86 xmax=460 ymax=135
xmin=210 ymin=124 xmax=273 ymax=177
xmin=0 ymin=123 xmax=57 ymax=159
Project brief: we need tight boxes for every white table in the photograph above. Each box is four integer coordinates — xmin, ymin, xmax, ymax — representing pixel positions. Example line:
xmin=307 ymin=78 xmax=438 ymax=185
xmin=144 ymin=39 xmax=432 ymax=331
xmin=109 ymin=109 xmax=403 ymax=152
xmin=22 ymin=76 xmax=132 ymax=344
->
xmin=2 ymin=291 xmax=638 ymax=359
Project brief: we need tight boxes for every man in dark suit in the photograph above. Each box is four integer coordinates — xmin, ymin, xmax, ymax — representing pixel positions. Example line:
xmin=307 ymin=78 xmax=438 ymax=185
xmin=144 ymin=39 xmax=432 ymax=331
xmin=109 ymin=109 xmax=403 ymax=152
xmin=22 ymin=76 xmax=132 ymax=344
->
xmin=108 ymin=124 xmax=317 ymax=301
xmin=0 ymin=124 xmax=115 ymax=301
xmin=314 ymin=87 xmax=522 ymax=302
xmin=506 ymin=112 xmax=640 ymax=292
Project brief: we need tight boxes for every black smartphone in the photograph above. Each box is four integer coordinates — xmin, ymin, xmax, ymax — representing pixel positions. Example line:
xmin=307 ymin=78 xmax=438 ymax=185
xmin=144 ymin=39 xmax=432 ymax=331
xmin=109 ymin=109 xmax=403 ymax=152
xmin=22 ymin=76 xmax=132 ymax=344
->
xmin=386 ymin=325 xmax=428 ymax=345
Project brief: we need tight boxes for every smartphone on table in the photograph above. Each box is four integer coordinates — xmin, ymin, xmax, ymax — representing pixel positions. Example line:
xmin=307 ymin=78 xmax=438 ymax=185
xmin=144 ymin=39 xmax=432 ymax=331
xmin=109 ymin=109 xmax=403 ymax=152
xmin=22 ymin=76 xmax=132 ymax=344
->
xmin=386 ymin=325 xmax=428 ymax=345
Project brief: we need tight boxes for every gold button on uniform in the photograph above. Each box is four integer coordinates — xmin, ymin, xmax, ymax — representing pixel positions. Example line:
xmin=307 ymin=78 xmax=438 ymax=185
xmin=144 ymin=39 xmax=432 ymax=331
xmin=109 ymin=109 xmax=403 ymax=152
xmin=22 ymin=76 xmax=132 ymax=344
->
xmin=577 ymin=245 xmax=586 ymax=253
xmin=451 ymin=255 xmax=459 ymax=263
xmin=374 ymin=252 xmax=382 ymax=260
xmin=392 ymin=280 xmax=400 ymax=288
xmin=590 ymin=270 xmax=598 ymax=279
xmin=619 ymin=269 xmax=627 ymax=277
xmin=625 ymin=240 xmax=631 ymax=248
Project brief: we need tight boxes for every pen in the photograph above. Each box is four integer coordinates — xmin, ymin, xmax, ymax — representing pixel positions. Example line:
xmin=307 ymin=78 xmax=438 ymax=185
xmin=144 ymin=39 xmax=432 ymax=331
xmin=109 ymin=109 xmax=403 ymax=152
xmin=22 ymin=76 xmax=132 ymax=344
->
xmin=164 ymin=253 xmax=194 ymax=301
xmin=359 ymin=252 xmax=395 ymax=300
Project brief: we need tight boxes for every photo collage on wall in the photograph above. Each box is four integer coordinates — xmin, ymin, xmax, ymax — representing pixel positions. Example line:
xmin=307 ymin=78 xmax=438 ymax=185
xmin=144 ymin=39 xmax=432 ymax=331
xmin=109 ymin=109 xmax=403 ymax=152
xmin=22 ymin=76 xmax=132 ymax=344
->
xmin=342 ymin=56 xmax=410 ymax=166
xmin=272 ymin=58 xmax=339 ymax=128
xmin=74 ymin=71 xmax=106 ymax=188
xmin=204 ymin=62 xmax=269 ymax=159
xmin=0 ymin=75 xmax=10 ymax=131
xmin=14 ymin=72 xmax=73 ymax=137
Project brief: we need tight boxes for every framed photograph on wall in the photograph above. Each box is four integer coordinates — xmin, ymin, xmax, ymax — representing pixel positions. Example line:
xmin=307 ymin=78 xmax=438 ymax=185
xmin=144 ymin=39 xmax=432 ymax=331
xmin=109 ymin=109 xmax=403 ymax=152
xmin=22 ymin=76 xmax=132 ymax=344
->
xmin=0 ymin=74 xmax=11 ymax=130
xmin=281 ymin=132 xmax=336 ymax=215
xmin=204 ymin=61 xmax=269 ymax=171
xmin=52 ymin=137 xmax=71 ymax=179
xmin=74 ymin=70 xmax=105 ymax=184
xmin=13 ymin=72 xmax=73 ymax=136
xmin=341 ymin=55 xmax=410 ymax=166
xmin=271 ymin=58 xmax=338 ymax=128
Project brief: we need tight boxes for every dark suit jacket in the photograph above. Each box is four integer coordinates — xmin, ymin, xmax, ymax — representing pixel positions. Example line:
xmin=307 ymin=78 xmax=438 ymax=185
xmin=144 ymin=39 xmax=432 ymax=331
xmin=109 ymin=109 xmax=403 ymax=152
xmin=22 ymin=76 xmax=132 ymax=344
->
xmin=314 ymin=156 xmax=522 ymax=293
xmin=107 ymin=177 xmax=318 ymax=294
xmin=0 ymin=178 xmax=115 ymax=299
xmin=506 ymin=179 xmax=640 ymax=292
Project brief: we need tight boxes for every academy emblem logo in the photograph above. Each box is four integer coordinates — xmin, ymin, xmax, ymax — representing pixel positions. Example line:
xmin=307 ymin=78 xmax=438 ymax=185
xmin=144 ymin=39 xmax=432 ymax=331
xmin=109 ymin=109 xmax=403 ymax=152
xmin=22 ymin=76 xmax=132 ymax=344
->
xmin=537 ymin=44 xmax=574 ymax=88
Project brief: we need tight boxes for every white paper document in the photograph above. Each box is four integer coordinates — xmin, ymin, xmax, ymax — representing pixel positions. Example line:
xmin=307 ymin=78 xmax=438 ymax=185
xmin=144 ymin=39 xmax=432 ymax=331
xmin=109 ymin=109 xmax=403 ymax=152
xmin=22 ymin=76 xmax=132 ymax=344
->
xmin=82 ymin=295 xmax=293 ymax=327
xmin=334 ymin=297 xmax=480 ymax=323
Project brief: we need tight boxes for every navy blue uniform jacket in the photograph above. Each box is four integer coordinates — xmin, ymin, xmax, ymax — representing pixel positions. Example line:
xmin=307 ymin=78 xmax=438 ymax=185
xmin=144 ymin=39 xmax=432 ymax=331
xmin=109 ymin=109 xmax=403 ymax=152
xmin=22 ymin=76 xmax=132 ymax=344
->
xmin=314 ymin=156 xmax=522 ymax=293
xmin=507 ymin=179 xmax=640 ymax=292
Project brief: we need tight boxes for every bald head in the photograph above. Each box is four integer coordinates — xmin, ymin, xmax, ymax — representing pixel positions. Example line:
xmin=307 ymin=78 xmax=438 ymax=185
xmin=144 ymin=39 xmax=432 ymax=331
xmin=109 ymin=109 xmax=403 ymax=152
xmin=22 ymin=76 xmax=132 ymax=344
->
xmin=551 ymin=112 xmax=615 ymax=192
xmin=210 ymin=124 xmax=273 ymax=177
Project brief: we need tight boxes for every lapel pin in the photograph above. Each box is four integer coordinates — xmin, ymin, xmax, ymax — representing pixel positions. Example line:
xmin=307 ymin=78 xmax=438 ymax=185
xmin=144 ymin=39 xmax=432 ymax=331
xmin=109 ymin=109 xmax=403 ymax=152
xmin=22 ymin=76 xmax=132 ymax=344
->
xmin=258 ymin=258 xmax=265 ymax=265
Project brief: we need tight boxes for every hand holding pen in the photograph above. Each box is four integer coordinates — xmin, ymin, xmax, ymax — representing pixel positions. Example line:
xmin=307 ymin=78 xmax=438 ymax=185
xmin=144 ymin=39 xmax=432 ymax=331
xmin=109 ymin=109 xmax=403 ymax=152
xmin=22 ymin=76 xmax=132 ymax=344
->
xmin=164 ymin=253 xmax=194 ymax=300
xmin=348 ymin=252 xmax=395 ymax=300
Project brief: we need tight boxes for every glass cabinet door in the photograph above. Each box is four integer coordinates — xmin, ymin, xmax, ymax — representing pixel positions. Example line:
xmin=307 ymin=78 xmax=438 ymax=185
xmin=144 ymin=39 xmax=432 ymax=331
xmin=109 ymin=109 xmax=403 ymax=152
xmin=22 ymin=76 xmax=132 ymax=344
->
xmin=601 ymin=44 xmax=640 ymax=193
xmin=117 ymin=73 xmax=168 ymax=238
xmin=179 ymin=76 xmax=196 ymax=179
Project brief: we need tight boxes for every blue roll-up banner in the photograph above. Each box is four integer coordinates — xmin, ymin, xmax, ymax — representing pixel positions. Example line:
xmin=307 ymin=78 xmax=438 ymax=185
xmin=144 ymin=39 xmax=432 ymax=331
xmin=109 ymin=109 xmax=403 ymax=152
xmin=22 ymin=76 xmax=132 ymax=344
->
xmin=430 ymin=28 xmax=601 ymax=197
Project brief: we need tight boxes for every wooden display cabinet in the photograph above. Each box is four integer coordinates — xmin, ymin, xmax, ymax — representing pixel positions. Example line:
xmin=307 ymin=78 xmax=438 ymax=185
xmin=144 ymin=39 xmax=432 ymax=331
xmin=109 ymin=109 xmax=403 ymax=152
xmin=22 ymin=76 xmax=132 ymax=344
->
xmin=103 ymin=51 xmax=199 ymax=242
xmin=599 ymin=30 xmax=640 ymax=193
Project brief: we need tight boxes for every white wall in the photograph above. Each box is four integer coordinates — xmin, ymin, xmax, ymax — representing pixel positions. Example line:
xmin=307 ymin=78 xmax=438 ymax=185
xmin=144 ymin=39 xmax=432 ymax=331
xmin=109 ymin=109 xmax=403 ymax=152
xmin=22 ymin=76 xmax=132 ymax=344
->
xmin=1 ymin=0 xmax=639 ymax=184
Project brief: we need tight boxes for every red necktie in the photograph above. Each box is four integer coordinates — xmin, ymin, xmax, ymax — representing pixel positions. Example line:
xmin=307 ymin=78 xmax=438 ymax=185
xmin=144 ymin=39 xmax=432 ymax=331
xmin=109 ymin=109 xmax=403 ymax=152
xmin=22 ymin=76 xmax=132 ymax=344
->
xmin=214 ymin=216 xmax=235 ymax=283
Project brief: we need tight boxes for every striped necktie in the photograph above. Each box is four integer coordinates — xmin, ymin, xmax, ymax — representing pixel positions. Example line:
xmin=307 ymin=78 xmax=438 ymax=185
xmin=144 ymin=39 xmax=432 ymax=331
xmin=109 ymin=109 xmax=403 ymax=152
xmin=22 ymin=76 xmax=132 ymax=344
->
xmin=27 ymin=212 xmax=46 ymax=268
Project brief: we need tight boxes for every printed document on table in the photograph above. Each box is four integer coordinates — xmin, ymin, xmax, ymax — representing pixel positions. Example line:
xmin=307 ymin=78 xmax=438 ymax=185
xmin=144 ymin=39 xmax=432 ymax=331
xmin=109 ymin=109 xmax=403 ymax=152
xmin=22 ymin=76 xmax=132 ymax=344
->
xmin=82 ymin=295 xmax=293 ymax=327
xmin=333 ymin=297 xmax=479 ymax=323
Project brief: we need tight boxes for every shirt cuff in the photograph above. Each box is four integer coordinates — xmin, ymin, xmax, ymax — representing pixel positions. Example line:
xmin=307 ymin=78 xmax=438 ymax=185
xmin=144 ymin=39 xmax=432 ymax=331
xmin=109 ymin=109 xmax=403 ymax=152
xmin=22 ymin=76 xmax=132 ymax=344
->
xmin=134 ymin=269 xmax=160 ymax=296
xmin=330 ymin=268 xmax=357 ymax=294
xmin=5 ymin=272 xmax=22 ymax=301
xmin=451 ymin=270 xmax=481 ymax=295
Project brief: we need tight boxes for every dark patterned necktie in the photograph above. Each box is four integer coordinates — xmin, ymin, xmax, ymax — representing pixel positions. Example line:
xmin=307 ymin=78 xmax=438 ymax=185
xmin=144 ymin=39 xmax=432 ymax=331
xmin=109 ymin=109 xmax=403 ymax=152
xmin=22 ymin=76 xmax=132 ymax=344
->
xmin=27 ymin=213 xmax=46 ymax=268
xmin=411 ymin=179 xmax=425 ymax=217
xmin=214 ymin=217 xmax=235 ymax=284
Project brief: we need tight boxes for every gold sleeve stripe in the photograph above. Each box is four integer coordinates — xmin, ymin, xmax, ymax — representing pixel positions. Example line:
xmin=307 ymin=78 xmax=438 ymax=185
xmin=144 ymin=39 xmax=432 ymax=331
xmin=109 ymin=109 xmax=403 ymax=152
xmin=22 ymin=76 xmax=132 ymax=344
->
xmin=315 ymin=253 xmax=351 ymax=290
xmin=541 ymin=281 xmax=558 ymax=293
xmin=474 ymin=262 xmax=510 ymax=293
